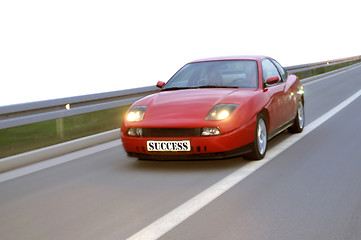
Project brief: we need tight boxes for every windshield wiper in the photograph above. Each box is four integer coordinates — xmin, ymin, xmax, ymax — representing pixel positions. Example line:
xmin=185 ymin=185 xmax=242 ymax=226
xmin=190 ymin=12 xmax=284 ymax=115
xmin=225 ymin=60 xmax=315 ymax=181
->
xmin=162 ymin=86 xmax=237 ymax=91
xmin=161 ymin=87 xmax=196 ymax=91
xmin=198 ymin=85 xmax=237 ymax=88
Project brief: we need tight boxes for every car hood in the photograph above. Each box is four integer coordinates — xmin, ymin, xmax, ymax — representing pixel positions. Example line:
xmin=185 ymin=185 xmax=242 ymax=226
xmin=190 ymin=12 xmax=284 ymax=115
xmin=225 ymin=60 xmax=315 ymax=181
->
xmin=130 ymin=88 xmax=256 ymax=128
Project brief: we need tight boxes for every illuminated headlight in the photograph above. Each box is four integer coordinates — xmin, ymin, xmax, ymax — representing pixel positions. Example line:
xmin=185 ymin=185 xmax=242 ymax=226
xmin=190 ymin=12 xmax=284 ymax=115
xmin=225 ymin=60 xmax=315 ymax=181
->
xmin=206 ymin=104 xmax=238 ymax=120
xmin=126 ymin=106 xmax=147 ymax=122
xmin=127 ymin=128 xmax=143 ymax=137
xmin=297 ymin=86 xmax=304 ymax=95
xmin=201 ymin=127 xmax=221 ymax=136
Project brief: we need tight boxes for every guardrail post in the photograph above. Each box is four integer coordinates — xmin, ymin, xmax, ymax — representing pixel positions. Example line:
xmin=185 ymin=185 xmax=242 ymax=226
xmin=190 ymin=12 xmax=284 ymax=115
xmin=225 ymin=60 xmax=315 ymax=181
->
xmin=56 ymin=118 xmax=64 ymax=138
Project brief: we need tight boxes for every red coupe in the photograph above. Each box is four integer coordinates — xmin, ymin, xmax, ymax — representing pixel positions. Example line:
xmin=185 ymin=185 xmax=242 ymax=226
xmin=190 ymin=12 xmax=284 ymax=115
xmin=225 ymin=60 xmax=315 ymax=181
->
xmin=121 ymin=56 xmax=304 ymax=160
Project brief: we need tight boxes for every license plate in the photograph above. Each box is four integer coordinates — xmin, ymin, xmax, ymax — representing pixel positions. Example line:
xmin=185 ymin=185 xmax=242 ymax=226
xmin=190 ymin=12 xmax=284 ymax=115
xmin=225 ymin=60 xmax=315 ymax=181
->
xmin=147 ymin=140 xmax=191 ymax=152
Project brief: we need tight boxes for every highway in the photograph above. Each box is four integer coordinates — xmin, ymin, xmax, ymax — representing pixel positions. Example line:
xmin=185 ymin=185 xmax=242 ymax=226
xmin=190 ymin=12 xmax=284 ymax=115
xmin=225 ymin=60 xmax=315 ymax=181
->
xmin=1 ymin=64 xmax=361 ymax=240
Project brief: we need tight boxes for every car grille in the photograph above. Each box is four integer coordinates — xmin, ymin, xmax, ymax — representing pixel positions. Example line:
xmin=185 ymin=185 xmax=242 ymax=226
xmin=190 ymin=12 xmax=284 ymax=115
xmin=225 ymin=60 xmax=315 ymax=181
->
xmin=142 ymin=128 xmax=201 ymax=137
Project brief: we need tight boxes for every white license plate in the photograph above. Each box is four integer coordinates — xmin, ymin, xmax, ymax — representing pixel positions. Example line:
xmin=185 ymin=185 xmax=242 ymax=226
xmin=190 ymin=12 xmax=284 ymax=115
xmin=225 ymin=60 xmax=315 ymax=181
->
xmin=147 ymin=140 xmax=191 ymax=152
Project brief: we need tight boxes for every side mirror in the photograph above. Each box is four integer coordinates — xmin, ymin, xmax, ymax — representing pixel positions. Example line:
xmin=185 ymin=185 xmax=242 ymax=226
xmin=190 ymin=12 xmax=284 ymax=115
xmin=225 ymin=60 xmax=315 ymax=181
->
xmin=266 ymin=76 xmax=280 ymax=85
xmin=156 ymin=81 xmax=165 ymax=89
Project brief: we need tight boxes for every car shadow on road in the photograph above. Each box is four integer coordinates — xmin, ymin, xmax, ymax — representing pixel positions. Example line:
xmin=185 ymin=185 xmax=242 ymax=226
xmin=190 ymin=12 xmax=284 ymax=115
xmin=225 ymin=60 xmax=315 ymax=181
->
xmin=125 ymin=156 xmax=249 ymax=173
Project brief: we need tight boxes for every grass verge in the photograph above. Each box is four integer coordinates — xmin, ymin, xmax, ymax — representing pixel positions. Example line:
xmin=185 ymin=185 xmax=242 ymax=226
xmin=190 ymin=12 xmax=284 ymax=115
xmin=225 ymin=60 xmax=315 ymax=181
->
xmin=293 ymin=58 xmax=361 ymax=79
xmin=0 ymin=105 xmax=129 ymax=158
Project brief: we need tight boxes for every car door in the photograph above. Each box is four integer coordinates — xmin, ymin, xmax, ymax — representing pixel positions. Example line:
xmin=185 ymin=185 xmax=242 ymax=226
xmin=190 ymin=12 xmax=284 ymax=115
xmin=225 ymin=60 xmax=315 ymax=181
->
xmin=261 ymin=59 xmax=293 ymax=132
xmin=270 ymin=58 xmax=296 ymax=122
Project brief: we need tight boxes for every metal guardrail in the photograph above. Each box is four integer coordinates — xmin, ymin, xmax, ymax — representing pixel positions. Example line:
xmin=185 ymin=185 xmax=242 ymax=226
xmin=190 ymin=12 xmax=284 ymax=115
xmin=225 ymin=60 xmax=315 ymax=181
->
xmin=1 ymin=55 xmax=361 ymax=130
xmin=285 ymin=55 xmax=361 ymax=72
xmin=0 ymin=86 xmax=158 ymax=130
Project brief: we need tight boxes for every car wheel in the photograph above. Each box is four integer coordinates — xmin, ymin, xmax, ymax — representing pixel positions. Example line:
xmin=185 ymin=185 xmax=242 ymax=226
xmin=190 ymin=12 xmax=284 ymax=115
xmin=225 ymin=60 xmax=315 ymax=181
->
xmin=288 ymin=100 xmax=305 ymax=133
xmin=245 ymin=114 xmax=267 ymax=160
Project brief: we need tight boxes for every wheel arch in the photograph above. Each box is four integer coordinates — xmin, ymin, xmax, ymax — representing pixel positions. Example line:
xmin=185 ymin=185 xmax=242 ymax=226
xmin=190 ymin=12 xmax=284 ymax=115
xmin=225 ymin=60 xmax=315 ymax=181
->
xmin=258 ymin=108 xmax=269 ymax=131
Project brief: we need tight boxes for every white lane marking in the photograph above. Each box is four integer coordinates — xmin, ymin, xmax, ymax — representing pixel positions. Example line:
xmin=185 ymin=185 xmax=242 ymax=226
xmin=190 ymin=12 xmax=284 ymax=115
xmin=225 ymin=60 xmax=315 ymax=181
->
xmin=0 ymin=140 xmax=122 ymax=183
xmin=126 ymin=88 xmax=361 ymax=240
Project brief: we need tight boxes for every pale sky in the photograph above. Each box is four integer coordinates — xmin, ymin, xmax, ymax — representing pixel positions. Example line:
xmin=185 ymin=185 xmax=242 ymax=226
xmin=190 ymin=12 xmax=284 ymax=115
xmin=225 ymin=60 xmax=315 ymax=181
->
xmin=0 ymin=0 xmax=359 ymax=106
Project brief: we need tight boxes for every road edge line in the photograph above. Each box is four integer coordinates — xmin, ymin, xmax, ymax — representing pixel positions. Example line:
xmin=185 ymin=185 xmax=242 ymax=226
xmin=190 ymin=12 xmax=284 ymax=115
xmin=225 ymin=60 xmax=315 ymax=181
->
xmin=0 ymin=129 xmax=121 ymax=173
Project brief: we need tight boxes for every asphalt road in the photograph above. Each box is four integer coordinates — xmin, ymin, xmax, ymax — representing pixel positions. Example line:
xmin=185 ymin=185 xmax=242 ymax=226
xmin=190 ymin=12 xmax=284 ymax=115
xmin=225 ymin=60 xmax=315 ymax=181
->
xmin=1 ymin=64 xmax=361 ymax=240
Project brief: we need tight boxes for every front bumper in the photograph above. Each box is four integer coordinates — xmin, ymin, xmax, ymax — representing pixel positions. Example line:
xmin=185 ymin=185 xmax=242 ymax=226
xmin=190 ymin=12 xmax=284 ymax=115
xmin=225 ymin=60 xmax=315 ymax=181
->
xmin=121 ymin=119 xmax=256 ymax=160
xmin=126 ymin=143 xmax=253 ymax=160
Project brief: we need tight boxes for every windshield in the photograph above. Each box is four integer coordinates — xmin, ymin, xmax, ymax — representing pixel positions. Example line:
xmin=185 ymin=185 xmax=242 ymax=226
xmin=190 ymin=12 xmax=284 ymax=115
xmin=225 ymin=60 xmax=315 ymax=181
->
xmin=162 ymin=60 xmax=258 ymax=91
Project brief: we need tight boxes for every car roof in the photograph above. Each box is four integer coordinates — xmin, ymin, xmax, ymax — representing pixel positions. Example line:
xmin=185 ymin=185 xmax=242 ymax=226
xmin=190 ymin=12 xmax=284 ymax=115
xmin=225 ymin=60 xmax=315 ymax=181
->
xmin=189 ymin=55 xmax=268 ymax=63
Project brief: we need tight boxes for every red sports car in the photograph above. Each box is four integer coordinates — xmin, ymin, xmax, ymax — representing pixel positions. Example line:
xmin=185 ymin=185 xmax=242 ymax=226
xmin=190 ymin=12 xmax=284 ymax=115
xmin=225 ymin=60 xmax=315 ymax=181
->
xmin=121 ymin=56 xmax=304 ymax=160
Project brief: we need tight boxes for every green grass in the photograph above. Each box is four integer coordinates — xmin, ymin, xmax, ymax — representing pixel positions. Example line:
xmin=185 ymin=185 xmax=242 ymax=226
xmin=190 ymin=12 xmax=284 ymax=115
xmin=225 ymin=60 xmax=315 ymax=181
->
xmin=293 ymin=58 xmax=361 ymax=79
xmin=0 ymin=105 xmax=130 ymax=158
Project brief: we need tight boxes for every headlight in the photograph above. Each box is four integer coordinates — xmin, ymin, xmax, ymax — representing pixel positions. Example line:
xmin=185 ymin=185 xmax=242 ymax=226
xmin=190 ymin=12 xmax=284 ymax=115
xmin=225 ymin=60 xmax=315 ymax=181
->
xmin=127 ymin=128 xmax=143 ymax=137
xmin=206 ymin=104 xmax=238 ymax=120
xmin=201 ymin=127 xmax=221 ymax=136
xmin=126 ymin=106 xmax=147 ymax=122
xmin=297 ymin=85 xmax=304 ymax=95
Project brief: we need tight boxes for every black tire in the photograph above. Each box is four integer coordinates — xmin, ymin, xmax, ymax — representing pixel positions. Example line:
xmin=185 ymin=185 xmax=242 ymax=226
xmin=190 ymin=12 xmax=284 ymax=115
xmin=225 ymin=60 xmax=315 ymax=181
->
xmin=244 ymin=114 xmax=268 ymax=160
xmin=288 ymin=100 xmax=305 ymax=133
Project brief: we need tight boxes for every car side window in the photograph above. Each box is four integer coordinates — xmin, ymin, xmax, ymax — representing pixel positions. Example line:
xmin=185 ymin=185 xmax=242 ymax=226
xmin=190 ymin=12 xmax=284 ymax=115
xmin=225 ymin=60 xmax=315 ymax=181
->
xmin=261 ymin=59 xmax=281 ymax=84
xmin=270 ymin=59 xmax=287 ymax=81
